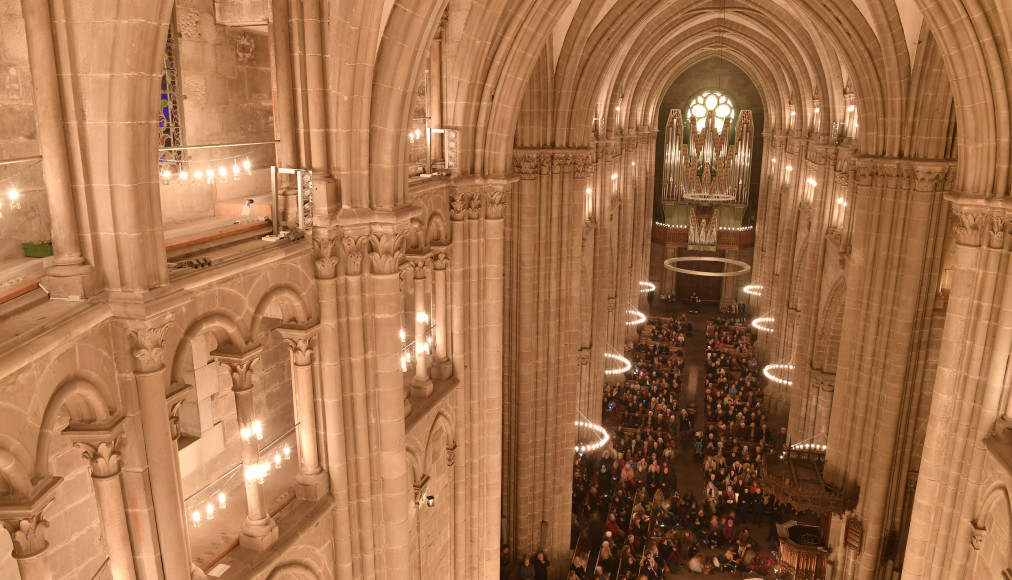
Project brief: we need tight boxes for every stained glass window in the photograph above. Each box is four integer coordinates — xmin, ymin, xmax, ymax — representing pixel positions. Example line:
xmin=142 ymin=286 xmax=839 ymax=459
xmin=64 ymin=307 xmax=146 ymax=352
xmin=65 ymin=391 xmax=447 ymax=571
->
xmin=159 ymin=20 xmax=182 ymax=165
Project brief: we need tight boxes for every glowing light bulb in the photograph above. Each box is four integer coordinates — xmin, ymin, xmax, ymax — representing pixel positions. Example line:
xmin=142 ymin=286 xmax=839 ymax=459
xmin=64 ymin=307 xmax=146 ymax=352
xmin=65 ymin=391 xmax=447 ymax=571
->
xmin=847 ymin=105 xmax=855 ymax=112
xmin=218 ymin=166 xmax=227 ymax=178
xmin=615 ymin=105 xmax=621 ymax=111
xmin=424 ymin=343 xmax=431 ymax=355
xmin=274 ymin=452 xmax=282 ymax=469
xmin=399 ymin=328 xmax=406 ymax=343
xmin=240 ymin=427 xmax=252 ymax=442
xmin=242 ymin=157 xmax=252 ymax=176
xmin=837 ymin=197 xmax=845 ymax=204
xmin=7 ymin=188 xmax=17 ymax=201
xmin=206 ymin=166 xmax=215 ymax=184
xmin=161 ymin=169 xmax=172 ymax=184
xmin=283 ymin=444 xmax=291 ymax=460
xmin=813 ymin=108 xmax=820 ymax=113
xmin=218 ymin=492 xmax=227 ymax=509
xmin=179 ymin=169 xmax=189 ymax=180
xmin=771 ymin=158 xmax=777 ymax=163
xmin=193 ymin=169 xmax=203 ymax=180
xmin=611 ymin=173 xmax=618 ymax=180
xmin=205 ymin=504 xmax=215 ymax=520
xmin=586 ymin=188 xmax=592 ymax=194
xmin=192 ymin=510 xmax=201 ymax=527
xmin=233 ymin=162 xmax=241 ymax=180
xmin=631 ymin=161 xmax=636 ymax=166
xmin=252 ymin=420 xmax=263 ymax=440
xmin=401 ymin=357 xmax=408 ymax=372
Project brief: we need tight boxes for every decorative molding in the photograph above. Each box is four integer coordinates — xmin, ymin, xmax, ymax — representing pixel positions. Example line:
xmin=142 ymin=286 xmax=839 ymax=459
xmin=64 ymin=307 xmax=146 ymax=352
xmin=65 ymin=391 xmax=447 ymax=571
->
xmin=128 ymin=324 xmax=170 ymax=374
xmin=368 ymin=232 xmax=406 ymax=275
xmin=446 ymin=441 xmax=457 ymax=467
xmin=412 ymin=473 xmax=431 ymax=504
xmin=312 ymin=235 xmax=341 ymax=280
xmin=539 ymin=152 xmax=553 ymax=175
xmin=75 ymin=436 xmax=124 ymax=479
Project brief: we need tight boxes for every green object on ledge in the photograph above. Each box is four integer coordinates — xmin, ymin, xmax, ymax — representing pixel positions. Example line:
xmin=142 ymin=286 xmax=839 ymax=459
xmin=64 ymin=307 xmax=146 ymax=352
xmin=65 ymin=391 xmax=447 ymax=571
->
xmin=22 ymin=241 xmax=54 ymax=258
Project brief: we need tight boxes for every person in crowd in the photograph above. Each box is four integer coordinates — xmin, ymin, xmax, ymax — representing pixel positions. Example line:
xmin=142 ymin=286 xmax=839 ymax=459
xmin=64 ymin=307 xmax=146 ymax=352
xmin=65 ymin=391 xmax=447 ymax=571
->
xmin=518 ymin=554 xmax=536 ymax=580
xmin=533 ymin=551 xmax=550 ymax=580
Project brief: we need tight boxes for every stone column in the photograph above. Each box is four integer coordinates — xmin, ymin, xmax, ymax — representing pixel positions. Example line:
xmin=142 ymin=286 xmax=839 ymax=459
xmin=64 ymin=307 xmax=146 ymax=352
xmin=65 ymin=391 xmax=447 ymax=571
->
xmin=410 ymin=257 xmax=434 ymax=396
xmin=430 ymin=251 xmax=451 ymax=379
xmin=72 ymin=433 xmax=136 ymax=580
xmin=212 ymin=347 xmax=279 ymax=552
xmin=20 ymin=0 xmax=93 ymax=296
xmin=483 ymin=186 xmax=507 ymax=571
xmin=0 ymin=509 xmax=54 ymax=580
xmin=278 ymin=325 xmax=329 ymax=501
xmin=270 ymin=0 xmax=301 ymax=225
xmin=366 ymin=231 xmax=413 ymax=579
xmin=311 ymin=235 xmax=355 ymax=579
xmin=903 ymin=202 xmax=1012 ymax=579
xmin=128 ymin=326 xmax=201 ymax=579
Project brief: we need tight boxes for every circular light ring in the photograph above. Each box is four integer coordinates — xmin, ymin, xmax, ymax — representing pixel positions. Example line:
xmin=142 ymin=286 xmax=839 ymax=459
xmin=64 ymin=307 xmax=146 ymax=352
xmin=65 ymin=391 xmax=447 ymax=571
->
xmin=743 ymin=284 xmax=763 ymax=296
xmin=683 ymin=192 xmax=735 ymax=202
xmin=663 ymin=257 xmax=751 ymax=278
xmin=763 ymin=364 xmax=795 ymax=386
xmin=574 ymin=420 xmax=611 ymax=453
xmin=751 ymin=317 xmax=775 ymax=332
xmin=626 ymin=308 xmax=647 ymax=326
xmin=604 ymin=352 xmax=632 ymax=375
xmin=639 ymin=281 xmax=656 ymax=293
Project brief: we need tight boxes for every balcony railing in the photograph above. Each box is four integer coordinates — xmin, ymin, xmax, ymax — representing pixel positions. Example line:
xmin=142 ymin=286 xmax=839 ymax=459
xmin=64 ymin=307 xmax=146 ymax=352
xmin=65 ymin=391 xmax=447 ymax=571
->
xmin=651 ymin=222 xmax=756 ymax=249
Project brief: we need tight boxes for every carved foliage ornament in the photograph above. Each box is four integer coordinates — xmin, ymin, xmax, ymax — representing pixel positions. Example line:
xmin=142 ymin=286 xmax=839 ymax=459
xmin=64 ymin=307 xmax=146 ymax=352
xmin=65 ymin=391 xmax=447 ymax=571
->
xmin=432 ymin=252 xmax=449 ymax=271
xmin=283 ymin=336 xmax=313 ymax=366
xmin=450 ymin=192 xmax=470 ymax=220
xmin=485 ymin=187 xmax=507 ymax=219
xmin=342 ymin=235 xmax=368 ymax=276
xmin=129 ymin=325 xmax=170 ymax=374
xmin=971 ymin=527 xmax=985 ymax=550
xmin=1 ymin=510 xmax=50 ymax=558
xmin=312 ymin=235 xmax=341 ymax=280
xmin=513 ymin=154 xmax=540 ymax=180
xmin=952 ymin=209 xmax=987 ymax=247
xmin=574 ymin=154 xmax=597 ymax=179
xmin=368 ymin=232 xmax=406 ymax=275
xmin=75 ymin=436 xmax=124 ymax=478
xmin=225 ymin=360 xmax=257 ymax=392
xmin=991 ymin=216 xmax=1010 ymax=249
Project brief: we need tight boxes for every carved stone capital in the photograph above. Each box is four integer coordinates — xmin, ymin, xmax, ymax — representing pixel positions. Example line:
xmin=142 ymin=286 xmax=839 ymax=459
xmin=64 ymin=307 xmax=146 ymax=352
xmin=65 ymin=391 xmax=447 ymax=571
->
xmin=971 ymin=527 xmax=985 ymax=550
xmin=952 ymin=209 xmax=988 ymax=247
xmin=450 ymin=192 xmax=470 ymax=220
xmin=282 ymin=337 xmax=313 ymax=366
xmin=312 ymin=235 xmax=341 ymax=280
xmin=75 ymin=436 xmax=124 ymax=478
xmin=212 ymin=346 xmax=263 ymax=393
xmin=513 ymin=154 xmax=540 ymax=180
xmin=128 ymin=324 xmax=171 ymax=374
xmin=432 ymin=252 xmax=449 ymax=271
xmin=341 ymin=235 xmax=368 ymax=276
xmin=446 ymin=441 xmax=457 ymax=467
xmin=574 ymin=154 xmax=597 ymax=179
xmin=990 ymin=216 xmax=1010 ymax=249
xmin=368 ymin=232 xmax=406 ymax=275
xmin=410 ymin=257 xmax=430 ymax=280
xmin=1 ymin=511 xmax=50 ymax=559
xmin=485 ymin=187 xmax=507 ymax=220
xmin=539 ymin=152 xmax=552 ymax=175
xmin=467 ymin=194 xmax=484 ymax=220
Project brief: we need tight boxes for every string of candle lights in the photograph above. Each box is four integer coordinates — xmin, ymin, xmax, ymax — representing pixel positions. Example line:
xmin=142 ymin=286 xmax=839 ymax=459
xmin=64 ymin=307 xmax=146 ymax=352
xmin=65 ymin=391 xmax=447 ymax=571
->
xmin=763 ymin=363 xmax=795 ymax=386
xmin=604 ymin=351 xmax=632 ymax=375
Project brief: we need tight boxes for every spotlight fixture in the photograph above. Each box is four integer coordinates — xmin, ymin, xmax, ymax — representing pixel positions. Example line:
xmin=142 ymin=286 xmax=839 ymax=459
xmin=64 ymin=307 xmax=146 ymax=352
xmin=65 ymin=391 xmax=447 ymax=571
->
xmin=426 ymin=495 xmax=436 ymax=507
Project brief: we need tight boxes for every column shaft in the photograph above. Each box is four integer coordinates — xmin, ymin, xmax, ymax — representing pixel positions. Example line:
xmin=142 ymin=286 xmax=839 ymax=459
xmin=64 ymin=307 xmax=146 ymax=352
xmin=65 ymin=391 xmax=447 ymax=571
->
xmin=93 ymin=474 xmax=137 ymax=580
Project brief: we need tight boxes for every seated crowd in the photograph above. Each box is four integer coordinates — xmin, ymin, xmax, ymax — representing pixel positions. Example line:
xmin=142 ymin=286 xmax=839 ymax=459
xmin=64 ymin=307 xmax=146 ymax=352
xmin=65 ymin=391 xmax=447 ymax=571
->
xmin=563 ymin=314 xmax=783 ymax=579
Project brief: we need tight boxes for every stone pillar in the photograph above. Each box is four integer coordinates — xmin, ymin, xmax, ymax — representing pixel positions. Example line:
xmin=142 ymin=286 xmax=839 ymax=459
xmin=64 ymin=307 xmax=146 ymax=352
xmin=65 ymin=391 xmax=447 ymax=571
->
xmin=20 ymin=0 xmax=93 ymax=297
xmin=430 ymin=251 xmax=452 ymax=379
xmin=903 ymin=201 xmax=1012 ymax=579
xmin=0 ymin=509 xmax=54 ymax=580
xmin=278 ymin=325 xmax=330 ymax=501
xmin=366 ymin=231 xmax=413 ymax=579
xmin=128 ymin=326 xmax=201 ymax=579
xmin=311 ymin=235 xmax=355 ymax=579
xmin=72 ymin=433 xmax=136 ymax=580
xmin=212 ymin=346 xmax=279 ymax=552
xmin=428 ymin=32 xmax=444 ymax=164
xmin=410 ymin=257 xmax=433 ymax=396
xmin=270 ymin=0 xmax=301 ymax=224
xmin=483 ymin=187 xmax=507 ymax=572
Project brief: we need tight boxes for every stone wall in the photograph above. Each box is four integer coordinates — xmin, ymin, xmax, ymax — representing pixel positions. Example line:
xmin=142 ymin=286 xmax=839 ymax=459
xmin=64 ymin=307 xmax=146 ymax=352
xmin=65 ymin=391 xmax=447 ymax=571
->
xmin=159 ymin=0 xmax=275 ymax=225
xmin=0 ymin=0 xmax=48 ymax=262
